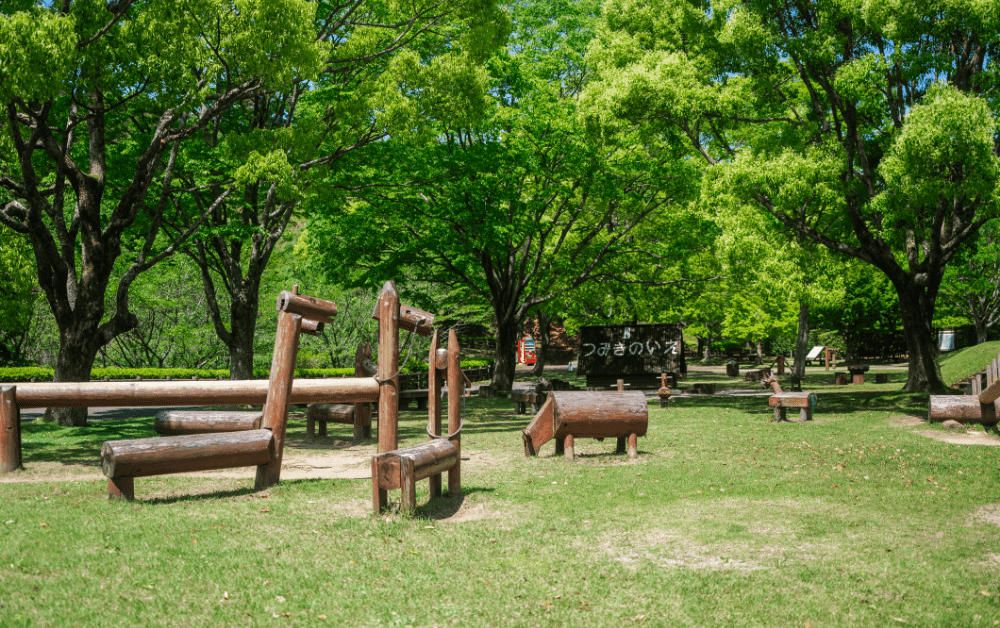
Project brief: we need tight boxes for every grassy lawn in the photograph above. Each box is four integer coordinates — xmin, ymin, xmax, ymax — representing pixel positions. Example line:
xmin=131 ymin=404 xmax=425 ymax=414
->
xmin=3 ymin=377 xmax=1000 ymax=627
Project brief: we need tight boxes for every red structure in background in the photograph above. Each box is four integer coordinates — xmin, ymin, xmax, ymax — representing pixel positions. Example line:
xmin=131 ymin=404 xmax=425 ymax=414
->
xmin=518 ymin=337 xmax=537 ymax=365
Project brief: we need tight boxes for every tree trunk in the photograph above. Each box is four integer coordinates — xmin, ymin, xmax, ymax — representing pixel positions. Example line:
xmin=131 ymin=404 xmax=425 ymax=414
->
xmin=793 ymin=299 xmax=809 ymax=380
xmin=755 ymin=339 xmax=764 ymax=365
xmin=894 ymin=280 xmax=950 ymax=393
xmin=492 ymin=315 xmax=520 ymax=392
xmin=42 ymin=328 xmax=100 ymax=427
xmin=229 ymin=298 xmax=258 ymax=380
xmin=530 ymin=312 xmax=551 ymax=377
xmin=702 ymin=335 xmax=711 ymax=361
xmin=975 ymin=317 xmax=988 ymax=345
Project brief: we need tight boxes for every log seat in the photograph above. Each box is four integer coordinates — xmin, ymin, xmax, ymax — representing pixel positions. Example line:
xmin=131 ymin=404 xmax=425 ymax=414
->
xmin=154 ymin=410 xmax=262 ymax=436
xmin=101 ymin=430 xmax=276 ymax=500
xmin=305 ymin=403 xmax=355 ymax=438
xmin=371 ymin=439 xmax=459 ymax=514
xmin=768 ymin=392 xmax=817 ymax=422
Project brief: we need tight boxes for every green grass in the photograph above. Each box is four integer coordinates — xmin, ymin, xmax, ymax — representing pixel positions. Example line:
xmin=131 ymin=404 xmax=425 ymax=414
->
xmin=3 ymin=385 xmax=1000 ymax=627
xmin=939 ymin=341 xmax=1000 ymax=386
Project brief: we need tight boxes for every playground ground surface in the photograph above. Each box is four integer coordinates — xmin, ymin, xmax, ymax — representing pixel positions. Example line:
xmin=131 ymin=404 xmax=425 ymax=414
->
xmin=3 ymin=366 xmax=1000 ymax=627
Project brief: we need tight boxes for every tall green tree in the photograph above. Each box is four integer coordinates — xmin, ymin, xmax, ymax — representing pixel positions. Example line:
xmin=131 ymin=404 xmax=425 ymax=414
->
xmin=152 ymin=0 xmax=506 ymax=379
xmin=0 ymin=0 xmax=325 ymax=424
xmin=583 ymin=0 xmax=1000 ymax=391
xmin=304 ymin=0 xmax=707 ymax=390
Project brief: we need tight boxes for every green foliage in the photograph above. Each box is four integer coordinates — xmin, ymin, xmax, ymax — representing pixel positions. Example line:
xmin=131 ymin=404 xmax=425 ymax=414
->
xmin=0 ymin=9 xmax=76 ymax=102
xmin=0 ymin=228 xmax=37 ymax=366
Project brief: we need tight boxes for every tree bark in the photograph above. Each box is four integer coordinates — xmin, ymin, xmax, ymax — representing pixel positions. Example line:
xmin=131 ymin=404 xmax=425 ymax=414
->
xmin=493 ymin=315 xmax=520 ymax=392
xmin=228 ymin=291 xmax=261 ymax=380
xmin=530 ymin=312 xmax=551 ymax=377
xmin=894 ymin=279 xmax=950 ymax=393
xmin=793 ymin=299 xmax=809 ymax=380
xmin=755 ymin=339 xmax=764 ymax=365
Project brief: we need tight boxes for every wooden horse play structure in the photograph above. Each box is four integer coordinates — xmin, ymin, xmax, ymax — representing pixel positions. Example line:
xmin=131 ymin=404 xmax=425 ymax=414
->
xmin=522 ymin=389 xmax=648 ymax=461
xmin=100 ymin=288 xmax=338 ymax=499
xmin=761 ymin=374 xmax=817 ymax=422
xmin=928 ymin=352 xmax=1000 ymax=424
xmin=372 ymin=329 xmax=463 ymax=514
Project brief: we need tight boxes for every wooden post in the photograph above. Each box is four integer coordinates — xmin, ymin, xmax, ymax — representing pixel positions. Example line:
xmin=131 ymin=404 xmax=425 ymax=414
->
xmin=616 ymin=437 xmax=627 ymax=455
xmin=400 ymin=457 xmax=417 ymax=515
xmin=824 ymin=347 xmax=831 ymax=371
xmin=376 ymin=281 xmax=400 ymax=454
xmin=372 ymin=456 xmax=387 ymax=513
xmin=446 ymin=329 xmax=462 ymax=497
xmin=427 ymin=330 xmax=442 ymax=500
xmin=564 ymin=434 xmax=575 ymax=461
xmin=353 ymin=342 xmax=372 ymax=439
xmin=255 ymin=310 xmax=303 ymax=491
xmin=616 ymin=379 xmax=625 ymax=392
xmin=627 ymin=432 xmax=638 ymax=459
xmin=1 ymin=386 xmax=22 ymax=473
xmin=776 ymin=355 xmax=785 ymax=375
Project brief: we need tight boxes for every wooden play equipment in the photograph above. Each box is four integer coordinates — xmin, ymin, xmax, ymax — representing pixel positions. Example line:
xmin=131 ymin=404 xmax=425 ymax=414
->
xmin=99 ymin=287 xmax=336 ymax=499
xmin=928 ymin=353 xmax=1000 ymax=424
xmin=657 ymin=373 xmax=671 ymax=408
xmin=305 ymin=343 xmax=373 ymax=440
xmin=522 ymin=389 xmax=648 ymax=461
xmin=153 ymin=411 xmax=262 ymax=436
xmin=372 ymin=329 xmax=463 ymax=514
xmin=0 ymin=281 xmax=437 ymax=501
xmin=761 ymin=374 xmax=816 ymax=422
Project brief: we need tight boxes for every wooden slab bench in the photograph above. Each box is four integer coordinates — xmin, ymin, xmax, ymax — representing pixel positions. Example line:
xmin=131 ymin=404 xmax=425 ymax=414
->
xmin=769 ymin=392 xmax=817 ymax=422
xmin=371 ymin=439 xmax=459 ymax=514
xmin=399 ymin=389 xmax=429 ymax=411
xmin=153 ymin=410 xmax=262 ymax=436
xmin=305 ymin=403 xmax=355 ymax=438
xmin=511 ymin=389 xmax=539 ymax=414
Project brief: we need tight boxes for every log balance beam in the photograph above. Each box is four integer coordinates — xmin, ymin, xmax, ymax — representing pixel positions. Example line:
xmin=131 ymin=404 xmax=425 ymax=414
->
xmin=928 ymin=354 xmax=1000 ymax=424
xmin=522 ymin=390 xmax=648 ymax=461
xmin=372 ymin=328 xmax=462 ymax=514
xmin=761 ymin=374 xmax=817 ymax=422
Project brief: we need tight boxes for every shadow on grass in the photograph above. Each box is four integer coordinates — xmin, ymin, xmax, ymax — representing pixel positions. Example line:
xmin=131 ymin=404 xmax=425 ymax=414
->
xmin=134 ymin=485 xmax=259 ymax=505
xmin=417 ymin=486 xmax=495 ymax=519
xmin=21 ymin=417 xmax=157 ymax=465
xmin=671 ymin=390 xmax=928 ymax=417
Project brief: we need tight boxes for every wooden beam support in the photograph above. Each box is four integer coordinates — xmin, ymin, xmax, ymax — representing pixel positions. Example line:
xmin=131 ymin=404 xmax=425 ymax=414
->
xmin=447 ymin=329 xmax=462 ymax=497
xmin=255 ymin=310 xmax=303 ymax=491
xmin=353 ymin=343 xmax=373 ymax=439
xmin=1 ymin=386 xmax=22 ymax=473
xmin=376 ymin=281 xmax=400 ymax=454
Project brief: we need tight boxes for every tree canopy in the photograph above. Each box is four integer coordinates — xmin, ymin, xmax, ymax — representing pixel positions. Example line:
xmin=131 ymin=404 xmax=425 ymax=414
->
xmin=582 ymin=0 xmax=1000 ymax=391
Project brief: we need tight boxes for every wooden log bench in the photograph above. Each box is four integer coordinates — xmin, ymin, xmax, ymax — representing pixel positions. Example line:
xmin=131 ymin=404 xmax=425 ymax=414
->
xmin=371 ymin=439 xmax=458 ymax=514
xmin=102 ymin=430 xmax=276 ymax=499
xmin=769 ymin=392 xmax=817 ymax=422
xmin=522 ymin=391 xmax=648 ymax=461
xmin=692 ymin=383 xmax=716 ymax=395
xmin=305 ymin=403 xmax=355 ymax=438
xmin=929 ymin=373 xmax=1000 ymax=424
xmin=846 ymin=364 xmax=870 ymax=384
xmin=153 ymin=410 xmax=262 ymax=436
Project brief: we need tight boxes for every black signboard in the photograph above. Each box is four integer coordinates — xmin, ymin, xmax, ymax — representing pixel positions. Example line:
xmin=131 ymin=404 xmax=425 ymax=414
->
xmin=576 ymin=324 xmax=685 ymax=389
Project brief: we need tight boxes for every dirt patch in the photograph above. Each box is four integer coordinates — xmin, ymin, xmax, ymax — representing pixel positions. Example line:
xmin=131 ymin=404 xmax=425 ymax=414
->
xmin=969 ymin=504 xmax=1000 ymax=527
xmin=890 ymin=415 xmax=926 ymax=427
xmin=913 ymin=430 xmax=1000 ymax=446
xmin=593 ymin=498 xmax=853 ymax=572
